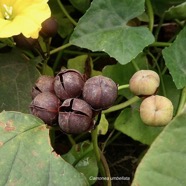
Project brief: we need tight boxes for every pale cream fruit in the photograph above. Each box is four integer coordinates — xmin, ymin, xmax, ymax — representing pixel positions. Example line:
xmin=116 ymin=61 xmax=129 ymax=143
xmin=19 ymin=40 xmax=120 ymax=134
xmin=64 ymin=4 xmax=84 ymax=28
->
xmin=140 ymin=95 xmax=173 ymax=126
xmin=129 ymin=70 xmax=160 ymax=96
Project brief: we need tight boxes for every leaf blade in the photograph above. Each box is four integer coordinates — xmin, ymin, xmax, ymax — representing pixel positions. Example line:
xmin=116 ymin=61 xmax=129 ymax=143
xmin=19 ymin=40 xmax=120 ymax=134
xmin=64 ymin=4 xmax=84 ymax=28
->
xmin=162 ymin=26 xmax=186 ymax=89
xmin=0 ymin=49 xmax=40 ymax=113
xmin=0 ymin=111 xmax=88 ymax=186
xmin=70 ymin=0 xmax=154 ymax=65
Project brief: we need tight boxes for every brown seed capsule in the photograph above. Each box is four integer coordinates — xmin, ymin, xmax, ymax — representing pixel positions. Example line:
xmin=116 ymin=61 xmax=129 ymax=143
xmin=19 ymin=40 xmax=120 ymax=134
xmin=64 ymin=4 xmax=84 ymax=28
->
xmin=40 ymin=17 xmax=58 ymax=38
xmin=31 ymin=75 xmax=54 ymax=99
xmin=140 ymin=95 xmax=173 ymax=126
xmin=83 ymin=75 xmax=118 ymax=110
xmin=129 ymin=70 xmax=160 ymax=96
xmin=14 ymin=34 xmax=37 ymax=49
xmin=30 ymin=92 xmax=61 ymax=125
xmin=58 ymin=98 xmax=93 ymax=134
xmin=54 ymin=69 xmax=85 ymax=101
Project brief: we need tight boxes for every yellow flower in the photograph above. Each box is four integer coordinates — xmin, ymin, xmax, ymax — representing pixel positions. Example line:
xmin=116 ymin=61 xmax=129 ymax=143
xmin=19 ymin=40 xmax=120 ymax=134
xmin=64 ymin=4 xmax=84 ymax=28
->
xmin=0 ymin=0 xmax=51 ymax=39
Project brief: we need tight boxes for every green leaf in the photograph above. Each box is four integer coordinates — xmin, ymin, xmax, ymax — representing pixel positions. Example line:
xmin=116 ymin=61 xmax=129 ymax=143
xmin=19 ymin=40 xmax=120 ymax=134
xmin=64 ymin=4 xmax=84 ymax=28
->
xmin=165 ymin=2 xmax=186 ymax=20
xmin=42 ymin=63 xmax=54 ymax=76
xmin=62 ymin=141 xmax=98 ymax=185
xmin=0 ymin=111 xmax=88 ymax=186
xmin=114 ymin=108 xmax=163 ymax=145
xmin=67 ymin=54 xmax=101 ymax=76
xmin=70 ymin=0 xmax=154 ymax=65
xmin=132 ymin=106 xmax=186 ymax=186
xmin=159 ymin=75 xmax=181 ymax=115
xmin=162 ymin=26 xmax=186 ymax=89
xmin=69 ymin=0 xmax=90 ymax=13
xmin=151 ymin=0 xmax=185 ymax=15
xmin=97 ymin=114 xmax=109 ymax=135
xmin=0 ymin=49 xmax=40 ymax=113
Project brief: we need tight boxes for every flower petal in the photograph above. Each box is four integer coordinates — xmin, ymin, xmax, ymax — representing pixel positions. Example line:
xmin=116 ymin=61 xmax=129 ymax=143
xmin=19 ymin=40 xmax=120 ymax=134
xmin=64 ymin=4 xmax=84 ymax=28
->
xmin=0 ymin=19 xmax=21 ymax=37
xmin=0 ymin=0 xmax=51 ymax=38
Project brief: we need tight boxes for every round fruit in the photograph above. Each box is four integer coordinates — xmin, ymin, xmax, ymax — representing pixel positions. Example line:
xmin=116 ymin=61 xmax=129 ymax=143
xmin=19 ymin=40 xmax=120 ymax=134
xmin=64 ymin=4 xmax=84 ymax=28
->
xmin=140 ymin=95 xmax=173 ymax=126
xmin=83 ymin=75 xmax=118 ymax=110
xmin=129 ymin=70 xmax=160 ymax=96
xmin=30 ymin=92 xmax=61 ymax=125
xmin=31 ymin=75 xmax=54 ymax=99
xmin=40 ymin=17 xmax=58 ymax=38
xmin=54 ymin=69 xmax=85 ymax=101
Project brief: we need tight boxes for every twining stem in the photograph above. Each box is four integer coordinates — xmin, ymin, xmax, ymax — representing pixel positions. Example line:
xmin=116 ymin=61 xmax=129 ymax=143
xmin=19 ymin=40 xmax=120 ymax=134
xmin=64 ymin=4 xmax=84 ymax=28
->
xmin=91 ymin=127 xmax=100 ymax=161
xmin=154 ymin=14 xmax=164 ymax=40
xmin=52 ymin=50 xmax=63 ymax=71
xmin=91 ymin=127 xmax=110 ymax=185
xmin=67 ymin=134 xmax=76 ymax=146
xmin=103 ymin=96 xmax=140 ymax=114
xmin=176 ymin=87 xmax=186 ymax=116
xmin=100 ymin=150 xmax=112 ymax=186
xmin=57 ymin=0 xmax=77 ymax=26
xmin=147 ymin=51 xmax=167 ymax=97
xmin=50 ymin=43 xmax=72 ymax=55
xmin=101 ymin=129 xmax=115 ymax=152
xmin=104 ymin=131 xmax=121 ymax=149
xmin=132 ymin=60 xmax=140 ymax=71
xmin=145 ymin=0 xmax=154 ymax=32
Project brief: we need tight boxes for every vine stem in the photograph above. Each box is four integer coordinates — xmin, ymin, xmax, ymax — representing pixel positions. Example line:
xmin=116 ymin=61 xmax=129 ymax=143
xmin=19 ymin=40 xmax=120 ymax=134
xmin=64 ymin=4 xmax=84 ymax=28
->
xmin=50 ymin=43 xmax=72 ymax=55
xmin=154 ymin=14 xmax=164 ymax=40
xmin=145 ymin=0 xmax=154 ymax=32
xmin=91 ymin=127 xmax=111 ymax=185
xmin=147 ymin=51 xmax=167 ymax=97
xmin=176 ymin=87 xmax=186 ymax=116
xmin=67 ymin=135 xmax=76 ymax=146
xmin=91 ymin=127 xmax=100 ymax=162
xmin=100 ymin=150 xmax=112 ymax=186
xmin=150 ymin=42 xmax=172 ymax=47
xmin=103 ymin=96 xmax=140 ymax=114
xmin=132 ymin=60 xmax=140 ymax=71
xmin=57 ymin=0 xmax=77 ymax=26
xmin=118 ymin=84 xmax=129 ymax=91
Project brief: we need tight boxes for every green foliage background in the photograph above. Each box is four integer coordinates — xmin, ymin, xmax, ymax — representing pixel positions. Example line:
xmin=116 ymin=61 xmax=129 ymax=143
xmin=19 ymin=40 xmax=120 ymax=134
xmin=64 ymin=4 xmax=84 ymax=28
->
xmin=1 ymin=0 xmax=186 ymax=185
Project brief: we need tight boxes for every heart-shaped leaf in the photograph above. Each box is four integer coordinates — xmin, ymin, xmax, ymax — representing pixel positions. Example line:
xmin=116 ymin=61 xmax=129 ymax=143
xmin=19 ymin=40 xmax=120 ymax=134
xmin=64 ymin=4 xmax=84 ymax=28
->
xmin=0 ymin=111 xmax=88 ymax=186
xmin=70 ymin=0 xmax=154 ymax=65
xmin=163 ymin=26 xmax=186 ymax=89
xmin=0 ymin=49 xmax=40 ymax=113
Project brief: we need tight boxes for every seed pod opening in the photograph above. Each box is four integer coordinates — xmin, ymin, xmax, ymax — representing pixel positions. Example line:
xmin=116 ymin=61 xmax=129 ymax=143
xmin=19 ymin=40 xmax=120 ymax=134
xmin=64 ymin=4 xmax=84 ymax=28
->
xmin=31 ymin=75 xmax=54 ymax=99
xmin=54 ymin=69 xmax=85 ymax=100
xmin=58 ymin=98 xmax=93 ymax=134
xmin=30 ymin=92 xmax=61 ymax=125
